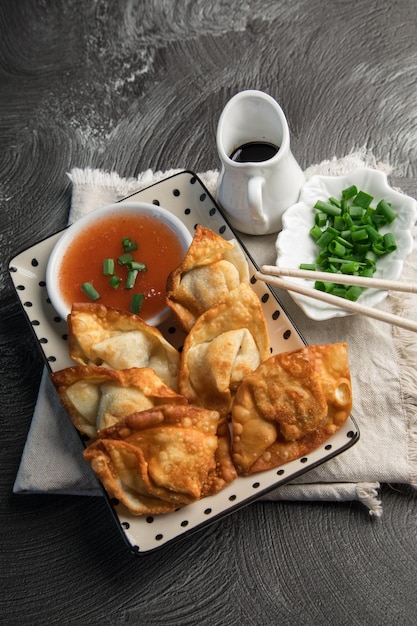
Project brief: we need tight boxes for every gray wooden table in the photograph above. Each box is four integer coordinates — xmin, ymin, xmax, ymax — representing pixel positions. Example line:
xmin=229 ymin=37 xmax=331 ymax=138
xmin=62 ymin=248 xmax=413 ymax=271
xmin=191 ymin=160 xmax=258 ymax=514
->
xmin=1 ymin=1 xmax=416 ymax=624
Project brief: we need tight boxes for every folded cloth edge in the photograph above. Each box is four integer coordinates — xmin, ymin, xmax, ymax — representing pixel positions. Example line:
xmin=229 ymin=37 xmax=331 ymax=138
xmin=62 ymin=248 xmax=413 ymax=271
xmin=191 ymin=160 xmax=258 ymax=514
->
xmin=389 ymin=233 xmax=417 ymax=488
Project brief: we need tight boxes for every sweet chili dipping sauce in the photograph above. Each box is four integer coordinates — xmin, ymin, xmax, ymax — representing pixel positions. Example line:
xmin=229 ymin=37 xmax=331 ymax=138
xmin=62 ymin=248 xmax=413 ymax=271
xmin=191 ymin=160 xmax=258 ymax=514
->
xmin=59 ymin=212 xmax=185 ymax=320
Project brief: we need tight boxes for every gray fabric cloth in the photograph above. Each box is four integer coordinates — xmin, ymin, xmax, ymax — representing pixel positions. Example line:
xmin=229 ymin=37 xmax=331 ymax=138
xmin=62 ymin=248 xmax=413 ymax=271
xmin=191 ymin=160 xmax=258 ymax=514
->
xmin=14 ymin=151 xmax=417 ymax=516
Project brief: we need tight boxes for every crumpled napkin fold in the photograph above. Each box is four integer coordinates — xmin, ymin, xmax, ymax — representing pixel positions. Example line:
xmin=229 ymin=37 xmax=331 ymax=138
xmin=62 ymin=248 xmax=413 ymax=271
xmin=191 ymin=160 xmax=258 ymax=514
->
xmin=14 ymin=150 xmax=417 ymax=517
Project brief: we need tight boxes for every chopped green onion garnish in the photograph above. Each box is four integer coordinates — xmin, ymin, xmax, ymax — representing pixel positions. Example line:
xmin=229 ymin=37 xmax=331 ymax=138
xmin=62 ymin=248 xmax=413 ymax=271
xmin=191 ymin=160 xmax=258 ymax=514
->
xmin=130 ymin=293 xmax=144 ymax=314
xmin=331 ymin=286 xmax=349 ymax=298
xmin=78 ymin=235 xmax=150 ymax=313
xmin=372 ymin=241 xmax=387 ymax=256
xmin=342 ymin=185 xmax=358 ymax=200
xmin=328 ymin=240 xmax=346 ymax=256
xmin=353 ymin=190 xmax=373 ymax=208
xmin=300 ymin=185 xmax=398 ymax=301
xmin=125 ymin=269 xmax=138 ymax=289
xmin=383 ymin=232 xmax=397 ymax=253
xmin=109 ymin=275 xmax=122 ymax=289
xmin=355 ymin=242 xmax=372 ymax=255
xmin=340 ymin=261 xmax=362 ymax=274
xmin=122 ymin=237 xmax=138 ymax=252
xmin=117 ymin=252 xmax=134 ymax=266
xmin=345 ymin=285 xmax=364 ymax=301
xmin=335 ymin=235 xmax=353 ymax=249
xmin=317 ymin=229 xmax=337 ymax=248
xmin=350 ymin=228 xmax=368 ymax=242
xmin=348 ymin=205 xmax=363 ymax=219
xmin=102 ymin=258 xmax=115 ymax=276
xmin=376 ymin=199 xmax=396 ymax=223
xmin=364 ymin=225 xmax=382 ymax=243
xmin=333 ymin=215 xmax=346 ymax=231
xmin=315 ymin=281 xmax=336 ymax=293
xmin=314 ymin=200 xmax=342 ymax=217
xmin=315 ymin=212 xmax=328 ymax=227
xmin=127 ymin=261 xmax=147 ymax=271
xmin=328 ymin=196 xmax=342 ymax=208
xmin=309 ymin=224 xmax=323 ymax=241
xmin=81 ymin=281 xmax=100 ymax=301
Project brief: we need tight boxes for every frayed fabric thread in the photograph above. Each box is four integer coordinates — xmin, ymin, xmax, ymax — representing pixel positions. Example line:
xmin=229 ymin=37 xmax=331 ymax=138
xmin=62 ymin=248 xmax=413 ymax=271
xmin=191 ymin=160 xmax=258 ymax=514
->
xmin=356 ymin=484 xmax=383 ymax=517
xmin=303 ymin=147 xmax=393 ymax=179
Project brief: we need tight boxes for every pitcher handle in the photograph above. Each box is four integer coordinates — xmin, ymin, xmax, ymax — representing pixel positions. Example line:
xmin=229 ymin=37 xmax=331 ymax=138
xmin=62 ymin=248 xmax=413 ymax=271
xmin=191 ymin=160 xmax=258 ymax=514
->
xmin=248 ymin=176 xmax=268 ymax=227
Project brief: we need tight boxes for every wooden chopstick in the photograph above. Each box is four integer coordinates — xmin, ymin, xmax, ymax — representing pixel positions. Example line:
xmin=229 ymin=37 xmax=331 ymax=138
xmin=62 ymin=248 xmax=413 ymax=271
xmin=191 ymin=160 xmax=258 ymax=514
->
xmin=261 ymin=265 xmax=417 ymax=294
xmin=254 ymin=269 xmax=417 ymax=333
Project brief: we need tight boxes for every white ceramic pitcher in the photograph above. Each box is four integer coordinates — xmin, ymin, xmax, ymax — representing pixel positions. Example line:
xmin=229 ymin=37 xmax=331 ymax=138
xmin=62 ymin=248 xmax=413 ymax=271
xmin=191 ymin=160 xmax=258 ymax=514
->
xmin=216 ymin=90 xmax=305 ymax=235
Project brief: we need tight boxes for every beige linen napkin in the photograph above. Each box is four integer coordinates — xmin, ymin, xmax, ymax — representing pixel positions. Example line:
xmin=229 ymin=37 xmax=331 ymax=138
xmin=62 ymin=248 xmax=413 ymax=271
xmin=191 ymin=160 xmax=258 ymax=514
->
xmin=14 ymin=151 xmax=417 ymax=517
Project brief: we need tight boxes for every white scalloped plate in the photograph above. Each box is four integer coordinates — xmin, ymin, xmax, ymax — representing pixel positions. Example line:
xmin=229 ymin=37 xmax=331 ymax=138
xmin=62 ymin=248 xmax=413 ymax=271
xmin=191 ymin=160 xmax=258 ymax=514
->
xmin=9 ymin=171 xmax=359 ymax=554
xmin=276 ymin=168 xmax=417 ymax=320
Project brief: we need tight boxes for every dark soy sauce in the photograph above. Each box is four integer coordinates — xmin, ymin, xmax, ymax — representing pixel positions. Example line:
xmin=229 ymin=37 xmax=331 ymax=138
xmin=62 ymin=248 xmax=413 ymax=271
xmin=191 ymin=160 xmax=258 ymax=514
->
xmin=229 ymin=141 xmax=279 ymax=163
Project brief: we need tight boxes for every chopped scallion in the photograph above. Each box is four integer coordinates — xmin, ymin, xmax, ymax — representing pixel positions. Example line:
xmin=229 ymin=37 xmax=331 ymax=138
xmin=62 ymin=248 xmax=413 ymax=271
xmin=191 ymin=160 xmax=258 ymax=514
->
xmin=315 ymin=212 xmax=328 ymax=227
xmin=78 ymin=233 xmax=149 ymax=313
xmin=81 ymin=281 xmax=100 ymax=301
xmin=309 ymin=224 xmax=323 ymax=241
xmin=118 ymin=252 xmax=134 ymax=266
xmin=383 ymin=232 xmax=397 ymax=253
xmin=317 ymin=229 xmax=337 ymax=248
xmin=345 ymin=285 xmax=364 ymax=301
xmin=364 ymin=225 xmax=382 ymax=243
xmin=350 ymin=228 xmax=368 ymax=242
xmin=300 ymin=185 xmax=398 ymax=301
xmin=122 ymin=237 xmax=138 ymax=252
xmin=348 ymin=205 xmax=363 ymax=219
xmin=125 ymin=269 xmax=138 ymax=289
xmin=376 ymin=199 xmax=396 ymax=223
xmin=127 ymin=261 xmax=147 ymax=271
xmin=342 ymin=185 xmax=358 ymax=200
xmin=340 ymin=261 xmax=362 ymax=274
xmin=328 ymin=196 xmax=342 ymax=208
xmin=314 ymin=200 xmax=342 ymax=217
xmin=102 ymin=258 xmax=115 ymax=276
xmin=328 ymin=240 xmax=346 ymax=256
xmin=353 ymin=190 xmax=373 ymax=208
xmin=335 ymin=235 xmax=354 ymax=249
xmin=315 ymin=281 xmax=335 ymax=293
xmin=109 ymin=275 xmax=122 ymax=289
xmin=130 ymin=293 xmax=144 ymax=314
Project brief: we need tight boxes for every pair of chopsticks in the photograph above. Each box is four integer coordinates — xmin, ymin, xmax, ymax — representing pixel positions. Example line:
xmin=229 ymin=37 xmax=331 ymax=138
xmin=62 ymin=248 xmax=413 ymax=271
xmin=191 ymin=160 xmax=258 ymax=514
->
xmin=255 ymin=265 xmax=417 ymax=333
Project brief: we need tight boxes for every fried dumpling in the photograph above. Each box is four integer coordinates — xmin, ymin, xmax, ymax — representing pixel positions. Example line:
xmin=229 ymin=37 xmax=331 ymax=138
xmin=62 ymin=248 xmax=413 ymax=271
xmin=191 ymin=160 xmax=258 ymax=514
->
xmin=179 ymin=282 xmax=270 ymax=416
xmin=231 ymin=343 xmax=352 ymax=475
xmin=202 ymin=418 xmax=237 ymax=497
xmin=50 ymin=366 xmax=187 ymax=439
xmin=166 ymin=224 xmax=249 ymax=332
xmin=68 ymin=303 xmax=180 ymax=390
xmin=83 ymin=404 xmax=221 ymax=515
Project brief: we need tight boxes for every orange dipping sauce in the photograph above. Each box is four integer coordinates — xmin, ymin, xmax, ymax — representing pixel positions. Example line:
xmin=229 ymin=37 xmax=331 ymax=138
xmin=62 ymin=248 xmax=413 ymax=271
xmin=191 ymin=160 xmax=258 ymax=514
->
xmin=59 ymin=212 xmax=186 ymax=321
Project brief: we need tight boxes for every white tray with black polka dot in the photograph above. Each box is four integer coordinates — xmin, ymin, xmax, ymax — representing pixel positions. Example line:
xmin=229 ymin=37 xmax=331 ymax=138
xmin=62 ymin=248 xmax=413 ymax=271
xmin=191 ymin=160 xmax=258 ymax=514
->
xmin=9 ymin=171 xmax=359 ymax=555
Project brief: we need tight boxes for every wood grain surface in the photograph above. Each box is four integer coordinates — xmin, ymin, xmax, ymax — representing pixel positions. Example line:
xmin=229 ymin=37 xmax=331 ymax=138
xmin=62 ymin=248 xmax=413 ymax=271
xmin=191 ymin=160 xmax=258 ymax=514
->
xmin=1 ymin=1 xmax=416 ymax=624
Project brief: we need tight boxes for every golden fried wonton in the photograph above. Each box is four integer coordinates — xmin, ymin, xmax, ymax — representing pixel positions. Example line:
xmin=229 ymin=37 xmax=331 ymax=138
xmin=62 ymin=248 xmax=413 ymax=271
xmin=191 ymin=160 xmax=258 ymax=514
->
xmin=83 ymin=404 xmax=222 ymax=515
xmin=50 ymin=365 xmax=187 ymax=439
xmin=166 ymin=224 xmax=249 ymax=332
xmin=179 ymin=282 xmax=270 ymax=417
xmin=231 ymin=343 xmax=352 ymax=475
xmin=67 ymin=303 xmax=180 ymax=390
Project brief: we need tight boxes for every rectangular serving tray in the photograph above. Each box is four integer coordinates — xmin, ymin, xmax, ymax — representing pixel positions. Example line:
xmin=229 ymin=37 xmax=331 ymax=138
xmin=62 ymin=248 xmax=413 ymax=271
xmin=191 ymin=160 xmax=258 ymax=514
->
xmin=9 ymin=171 xmax=359 ymax=554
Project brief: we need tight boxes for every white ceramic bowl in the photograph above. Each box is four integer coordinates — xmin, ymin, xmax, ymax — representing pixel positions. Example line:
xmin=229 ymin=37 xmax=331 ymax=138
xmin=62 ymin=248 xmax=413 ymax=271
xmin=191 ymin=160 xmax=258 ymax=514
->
xmin=276 ymin=168 xmax=417 ymax=320
xmin=46 ymin=201 xmax=193 ymax=325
